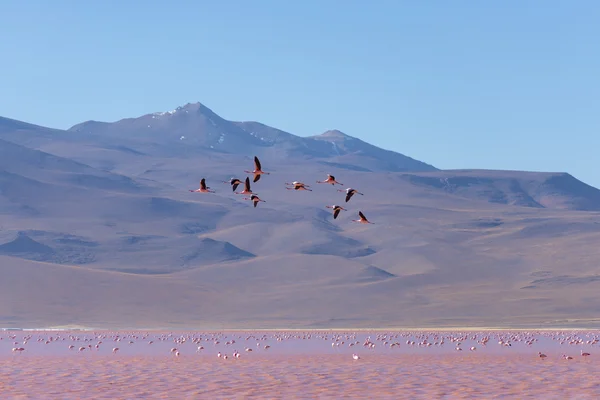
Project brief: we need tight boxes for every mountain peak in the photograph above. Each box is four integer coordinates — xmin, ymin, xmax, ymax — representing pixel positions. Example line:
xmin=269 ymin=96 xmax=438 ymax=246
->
xmin=152 ymin=102 xmax=213 ymax=117
xmin=179 ymin=102 xmax=208 ymax=112
xmin=322 ymin=129 xmax=350 ymax=137
xmin=61 ymin=100 xmax=438 ymax=172
xmin=310 ymin=129 xmax=354 ymax=140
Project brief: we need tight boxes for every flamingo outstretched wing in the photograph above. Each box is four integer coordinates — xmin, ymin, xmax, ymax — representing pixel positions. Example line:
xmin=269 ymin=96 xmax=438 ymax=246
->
xmin=345 ymin=191 xmax=354 ymax=202
xmin=334 ymin=208 xmax=341 ymax=219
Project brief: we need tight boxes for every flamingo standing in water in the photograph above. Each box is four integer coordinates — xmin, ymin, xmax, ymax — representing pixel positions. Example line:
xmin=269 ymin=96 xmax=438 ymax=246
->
xmin=326 ymin=205 xmax=346 ymax=219
xmin=223 ymin=178 xmax=243 ymax=192
xmin=285 ymin=181 xmax=312 ymax=191
xmin=190 ymin=178 xmax=215 ymax=193
xmin=245 ymin=156 xmax=270 ymax=183
xmin=316 ymin=174 xmax=343 ymax=186
xmin=244 ymin=194 xmax=266 ymax=208
xmin=235 ymin=177 xmax=254 ymax=195
xmin=352 ymin=211 xmax=373 ymax=224
xmin=338 ymin=187 xmax=364 ymax=203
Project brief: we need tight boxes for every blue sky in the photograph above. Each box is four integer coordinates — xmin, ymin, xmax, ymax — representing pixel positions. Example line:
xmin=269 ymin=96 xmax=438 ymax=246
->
xmin=2 ymin=1 xmax=599 ymax=186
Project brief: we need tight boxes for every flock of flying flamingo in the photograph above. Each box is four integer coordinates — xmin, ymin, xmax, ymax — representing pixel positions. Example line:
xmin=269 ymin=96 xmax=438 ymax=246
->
xmin=5 ymin=330 xmax=595 ymax=361
xmin=189 ymin=156 xmax=373 ymax=224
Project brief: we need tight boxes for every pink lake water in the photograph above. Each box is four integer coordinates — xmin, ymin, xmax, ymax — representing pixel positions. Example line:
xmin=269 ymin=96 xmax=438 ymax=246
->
xmin=1 ymin=330 xmax=599 ymax=399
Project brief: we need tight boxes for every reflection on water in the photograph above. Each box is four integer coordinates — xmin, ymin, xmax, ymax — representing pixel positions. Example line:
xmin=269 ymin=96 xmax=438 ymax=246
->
xmin=1 ymin=330 xmax=599 ymax=399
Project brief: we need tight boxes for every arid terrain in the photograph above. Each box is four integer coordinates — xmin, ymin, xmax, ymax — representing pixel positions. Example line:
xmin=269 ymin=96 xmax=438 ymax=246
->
xmin=2 ymin=102 xmax=600 ymax=329
xmin=2 ymin=330 xmax=599 ymax=399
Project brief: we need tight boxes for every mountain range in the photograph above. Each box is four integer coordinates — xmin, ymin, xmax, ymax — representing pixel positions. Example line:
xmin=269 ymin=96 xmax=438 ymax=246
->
xmin=1 ymin=102 xmax=600 ymax=329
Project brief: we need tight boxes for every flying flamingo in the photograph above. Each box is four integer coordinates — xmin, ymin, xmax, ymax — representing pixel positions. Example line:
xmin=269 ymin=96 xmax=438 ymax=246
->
xmin=338 ymin=187 xmax=364 ymax=203
xmin=326 ymin=205 xmax=346 ymax=220
xmin=352 ymin=211 xmax=373 ymax=224
xmin=235 ymin=177 xmax=254 ymax=195
xmin=223 ymin=178 xmax=243 ymax=192
xmin=245 ymin=156 xmax=270 ymax=183
xmin=285 ymin=181 xmax=312 ymax=191
xmin=581 ymin=350 xmax=591 ymax=357
xmin=190 ymin=178 xmax=215 ymax=193
xmin=243 ymin=194 xmax=266 ymax=208
xmin=316 ymin=174 xmax=343 ymax=185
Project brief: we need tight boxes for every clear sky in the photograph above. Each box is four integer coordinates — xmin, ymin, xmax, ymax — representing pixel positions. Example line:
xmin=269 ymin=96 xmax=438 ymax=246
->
xmin=2 ymin=1 xmax=599 ymax=186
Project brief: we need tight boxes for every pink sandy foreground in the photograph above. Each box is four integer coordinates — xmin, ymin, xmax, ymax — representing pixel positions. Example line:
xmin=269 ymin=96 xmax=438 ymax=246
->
xmin=1 ymin=330 xmax=599 ymax=399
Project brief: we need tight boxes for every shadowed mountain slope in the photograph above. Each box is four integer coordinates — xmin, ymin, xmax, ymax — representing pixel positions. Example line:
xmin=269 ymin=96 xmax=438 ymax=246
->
xmin=398 ymin=169 xmax=600 ymax=211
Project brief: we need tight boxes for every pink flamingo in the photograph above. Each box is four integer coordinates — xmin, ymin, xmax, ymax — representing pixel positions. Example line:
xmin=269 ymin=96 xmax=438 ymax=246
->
xmin=352 ymin=211 xmax=373 ymax=224
xmin=235 ymin=177 xmax=254 ymax=195
xmin=326 ymin=205 xmax=346 ymax=220
xmin=337 ymin=187 xmax=364 ymax=203
xmin=189 ymin=178 xmax=215 ymax=193
xmin=285 ymin=181 xmax=312 ymax=191
xmin=244 ymin=156 xmax=270 ymax=183
xmin=243 ymin=194 xmax=266 ymax=208
xmin=223 ymin=178 xmax=243 ymax=192
xmin=316 ymin=174 xmax=343 ymax=185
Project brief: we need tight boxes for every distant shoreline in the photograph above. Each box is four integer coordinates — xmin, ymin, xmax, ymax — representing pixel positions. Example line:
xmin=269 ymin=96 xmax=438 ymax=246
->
xmin=4 ymin=326 xmax=600 ymax=332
